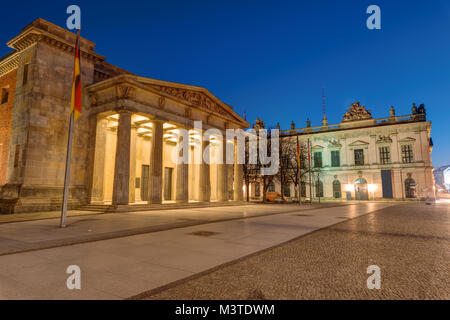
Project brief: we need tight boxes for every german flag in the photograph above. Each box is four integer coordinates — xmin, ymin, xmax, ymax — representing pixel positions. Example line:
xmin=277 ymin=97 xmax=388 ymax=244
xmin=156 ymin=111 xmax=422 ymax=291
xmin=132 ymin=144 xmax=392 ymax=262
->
xmin=296 ymin=136 xmax=301 ymax=168
xmin=70 ymin=29 xmax=82 ymax=120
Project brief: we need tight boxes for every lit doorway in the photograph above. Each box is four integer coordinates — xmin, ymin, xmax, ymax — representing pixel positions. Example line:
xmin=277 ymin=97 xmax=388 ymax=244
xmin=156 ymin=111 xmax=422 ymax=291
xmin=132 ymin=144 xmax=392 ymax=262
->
xmin=355 ymin=178 xmax=369 ymax=200
xmin=140 ymin=165 xmax=149 ymax=201
xmin=164 ymin=167 xmax=173 ymax=201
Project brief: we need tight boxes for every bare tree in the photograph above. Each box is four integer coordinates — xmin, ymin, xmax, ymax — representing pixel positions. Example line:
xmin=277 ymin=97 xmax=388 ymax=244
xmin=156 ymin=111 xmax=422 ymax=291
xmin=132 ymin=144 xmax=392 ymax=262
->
xmin=243 ymin=135 xmax=259 ymax=202
xmin=283 ymin=137 xmax=310 ymax=202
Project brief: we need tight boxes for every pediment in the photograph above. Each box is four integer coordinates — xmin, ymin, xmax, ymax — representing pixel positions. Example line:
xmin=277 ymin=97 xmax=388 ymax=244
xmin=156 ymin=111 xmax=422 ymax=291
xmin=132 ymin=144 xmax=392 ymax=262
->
xmin=312 ymin=145 xmax=325 ymax=150
xmin=87 ymin=74 xmax=249 ymax=127
xmin=135 ymin=78 xmax=246 ymax=125
xmin=348 ymin=140 xmax=369 ymax=146
xmin=398 ymin=137 xmax=416 ymax=142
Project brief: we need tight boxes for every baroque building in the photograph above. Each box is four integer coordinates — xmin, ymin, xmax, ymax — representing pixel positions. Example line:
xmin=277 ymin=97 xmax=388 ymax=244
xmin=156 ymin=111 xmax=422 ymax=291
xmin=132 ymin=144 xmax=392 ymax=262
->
xmin=0 ymin=19 xmax=248 ymax=213
xmin=250 ymin=102 xmax=434 ymax=201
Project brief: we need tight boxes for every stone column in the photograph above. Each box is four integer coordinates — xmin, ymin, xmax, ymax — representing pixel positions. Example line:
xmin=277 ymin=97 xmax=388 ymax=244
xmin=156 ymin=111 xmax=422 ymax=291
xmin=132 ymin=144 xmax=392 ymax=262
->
xmin=340 ymin=138 xmax=347 ymax=166
xmin=129 ymin=125 xmax=137 ymax=203
xmin=198 ymin=134 xmax=211 ymax=202
xmin=175 ymin=132 xmax=189 ymax=203
xmin=148 ymin=120 xmax=164 ymax=204
xmin=369 ymin=134 xmax=377 ymax=164
xmin=91 ymin=116 xmax=108 ymax=202
xmin=217 ymin=135 xmax=228 ymax=201
xmin=391 ymin=133 xmax=400 ymax=163
xmin=233 ymin=139 xmax=244 ymax=201
xmin=112 ymin=111 xmax=132 ymax=205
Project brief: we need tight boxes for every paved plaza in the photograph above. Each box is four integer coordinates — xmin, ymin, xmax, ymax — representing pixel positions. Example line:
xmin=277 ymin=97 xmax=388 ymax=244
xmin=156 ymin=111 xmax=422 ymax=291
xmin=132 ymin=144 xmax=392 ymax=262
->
xmin=0 ymin=202 xmax=448 ymax=299
xmin=0 ymin=202 xmax=393 ymax=299
xmin=139 ymin=203 xmax=450 ymax=300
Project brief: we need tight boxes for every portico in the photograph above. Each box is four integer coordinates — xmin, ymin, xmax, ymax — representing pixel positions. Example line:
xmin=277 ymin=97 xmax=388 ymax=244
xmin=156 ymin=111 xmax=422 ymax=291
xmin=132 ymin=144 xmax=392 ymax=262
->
xmin=87 ymin=75 xmax=248 ymax=207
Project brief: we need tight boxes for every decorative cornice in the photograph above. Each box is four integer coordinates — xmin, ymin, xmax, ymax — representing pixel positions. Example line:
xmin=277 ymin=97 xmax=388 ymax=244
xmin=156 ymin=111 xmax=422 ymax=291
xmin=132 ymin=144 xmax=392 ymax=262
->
xmin=7 ymin=28 xmax=105 ymax=63
xmin=376 ymin=135 xmax=392 ymax=144
xmin=87 ymin=74 xmax=249 ymax=127
xmin=328 ymin=138 xmax=342 ymax=148
xmin=150 ymin=85 xmax=228 ymax=116
xmin=0 ymin=52 xmax=19 ymax=76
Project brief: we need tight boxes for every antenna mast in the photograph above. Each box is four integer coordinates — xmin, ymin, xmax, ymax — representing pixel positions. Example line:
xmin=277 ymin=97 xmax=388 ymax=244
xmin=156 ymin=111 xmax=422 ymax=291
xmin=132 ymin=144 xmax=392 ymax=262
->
xmin=322 ymin=86 xmax=327 ymax=126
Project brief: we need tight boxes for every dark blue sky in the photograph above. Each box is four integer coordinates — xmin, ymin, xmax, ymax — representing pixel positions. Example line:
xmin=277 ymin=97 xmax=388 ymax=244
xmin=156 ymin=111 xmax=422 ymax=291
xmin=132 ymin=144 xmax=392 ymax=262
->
xmin=1 ymin=0 xmax=449 ymax=166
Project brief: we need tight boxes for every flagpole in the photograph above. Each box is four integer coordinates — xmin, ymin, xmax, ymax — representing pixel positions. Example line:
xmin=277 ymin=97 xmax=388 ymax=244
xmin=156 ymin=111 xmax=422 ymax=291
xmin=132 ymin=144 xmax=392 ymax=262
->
xmin=297 ymin=136 xmax=301 ymax=205
xmin=60 ymin=111 xmax=74 ymax=228
xmin=308 ymin=138 xmax=312 ymax=205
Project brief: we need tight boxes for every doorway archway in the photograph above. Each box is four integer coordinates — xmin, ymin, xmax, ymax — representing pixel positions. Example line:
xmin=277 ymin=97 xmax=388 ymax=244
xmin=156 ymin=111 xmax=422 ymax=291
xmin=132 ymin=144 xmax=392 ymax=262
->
xmin=355 ymin=178 xmax=369 ymax=200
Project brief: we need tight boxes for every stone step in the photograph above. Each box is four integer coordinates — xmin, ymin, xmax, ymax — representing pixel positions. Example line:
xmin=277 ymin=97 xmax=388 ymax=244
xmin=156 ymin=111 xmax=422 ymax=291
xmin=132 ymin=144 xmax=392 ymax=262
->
xmin=77 ymin=201 xmax=247 ymax=213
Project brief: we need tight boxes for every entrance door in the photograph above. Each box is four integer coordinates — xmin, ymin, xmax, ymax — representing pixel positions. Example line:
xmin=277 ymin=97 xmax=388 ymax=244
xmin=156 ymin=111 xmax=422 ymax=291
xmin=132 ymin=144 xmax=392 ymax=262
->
xmin=381 ymin=170 xmax=393 ymax=198
xmin=164 ymin=167 xmax=173 ymax=201
xmin=355 ymin=178 xmax=368 ymax=200
xmin=141 ymin=165 xmax=149 ymax=201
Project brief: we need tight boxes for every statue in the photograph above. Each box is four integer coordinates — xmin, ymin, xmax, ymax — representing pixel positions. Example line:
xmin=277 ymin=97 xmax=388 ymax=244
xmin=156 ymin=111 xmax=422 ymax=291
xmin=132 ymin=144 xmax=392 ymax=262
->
xmin=254 ymin=117 xmax=265 ymax=130
xmin=276 ymin=122 xmax=280 ymax=130
xmin=306 ymin=118 xmax=311 ymax=128
xmin=418 ymin=104 xmax=426 ymax=114
xmin=412 ymin=103 xmax=417 ymax=115
xmin=390 ymin=106 xmax=395 ymax=117
xmin=291 ymin=120 xmax=295 ymax=130
xmin=342 ymin=102 xmax=373 ymax=122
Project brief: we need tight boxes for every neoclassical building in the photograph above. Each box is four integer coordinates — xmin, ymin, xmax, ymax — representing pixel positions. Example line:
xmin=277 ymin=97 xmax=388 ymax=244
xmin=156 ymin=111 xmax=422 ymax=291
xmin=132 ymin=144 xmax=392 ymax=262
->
xmin=250 ymin=102 xmax=434 ymax=201
xmin=0 ymin=19 xmax=248 ymax=213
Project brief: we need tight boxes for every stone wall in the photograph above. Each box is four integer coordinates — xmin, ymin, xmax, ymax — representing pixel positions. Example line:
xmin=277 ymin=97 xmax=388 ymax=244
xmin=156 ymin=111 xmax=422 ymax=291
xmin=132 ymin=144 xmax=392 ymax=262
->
xmin=0 ymin=69 xmax=17 ymax=186
xmin=1 ymin=41 xmax=95 ymax=212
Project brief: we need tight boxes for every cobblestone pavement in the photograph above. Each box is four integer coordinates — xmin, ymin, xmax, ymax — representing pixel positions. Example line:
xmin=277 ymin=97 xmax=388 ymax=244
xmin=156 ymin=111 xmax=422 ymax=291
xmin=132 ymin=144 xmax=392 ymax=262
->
xmin=139 ymin=203 xmax=450 ymax=300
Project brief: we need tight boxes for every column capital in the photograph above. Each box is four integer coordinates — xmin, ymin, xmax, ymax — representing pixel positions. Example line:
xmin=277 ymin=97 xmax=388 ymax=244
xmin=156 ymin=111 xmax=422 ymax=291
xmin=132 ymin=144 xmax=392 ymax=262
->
xmin=117 ymin=109 xmax=133 ymax=115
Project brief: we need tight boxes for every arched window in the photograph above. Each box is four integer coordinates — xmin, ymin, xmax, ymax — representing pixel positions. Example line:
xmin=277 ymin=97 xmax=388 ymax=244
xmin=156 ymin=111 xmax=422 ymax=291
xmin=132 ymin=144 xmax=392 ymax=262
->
xmin=405 ymin=178 xmax=416 ymax=198
xmin=355 ymin=178 xmax=368 ymax=200
xmin=315 ymin=180 xmax=323 ymax=197
xmin=355 ymin=178 xmax=368 ymax=184
xmin=333 ymin=180 xmax=341 ymax=198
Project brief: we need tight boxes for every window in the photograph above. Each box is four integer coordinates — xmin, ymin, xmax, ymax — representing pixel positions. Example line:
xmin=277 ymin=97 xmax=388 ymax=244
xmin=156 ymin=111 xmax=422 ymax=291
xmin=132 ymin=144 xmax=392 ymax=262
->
xmin=379 ymin=146 xmax=391 ymax=164
xmin=22 ymin=63 xmax=29 ymax=85
xmin=313 ymin=151 xmax=322 ymax=168
xmin=315 ymin=180 xmax=323 ymax=197
xmin=300 ymin=181 xmax=306 ymax=197
xmin=331 ymin=150 xmax=340 ymax=167
xmin=281 ymin=155 xmax=290 ymax=169
xmin=401 ymin=145 xmax=414 ymax=163
xmin=268 ymin=182 xmax=275 ymax=192
xmin=1 ymin=87 xmax=8 ymax=104
xmin=354 ymin=149 xmax=364 ymax=166
xmin=333 ymin=180 xmax=341 ymax=198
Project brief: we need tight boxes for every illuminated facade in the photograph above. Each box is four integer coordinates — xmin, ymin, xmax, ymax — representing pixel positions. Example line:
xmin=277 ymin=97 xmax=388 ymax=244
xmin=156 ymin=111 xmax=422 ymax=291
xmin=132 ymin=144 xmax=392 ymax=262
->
xmin=252 ymin=102 xmax=435 ymax=201
xmin=0 ymin=19 xmax=248 ymax=213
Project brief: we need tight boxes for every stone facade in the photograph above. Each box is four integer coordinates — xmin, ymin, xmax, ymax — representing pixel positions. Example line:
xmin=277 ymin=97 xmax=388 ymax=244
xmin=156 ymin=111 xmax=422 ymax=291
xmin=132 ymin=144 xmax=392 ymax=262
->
xmin=0 ymin=19 xmax=248 ymax=213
